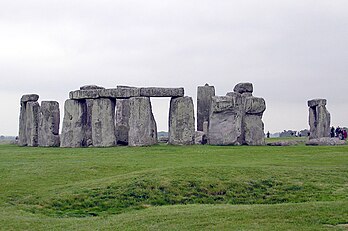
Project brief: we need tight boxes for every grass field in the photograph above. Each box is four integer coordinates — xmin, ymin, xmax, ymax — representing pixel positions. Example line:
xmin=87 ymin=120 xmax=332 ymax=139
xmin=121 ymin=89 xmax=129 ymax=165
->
xmin=0 ymin=142 xmax=347 ymax=230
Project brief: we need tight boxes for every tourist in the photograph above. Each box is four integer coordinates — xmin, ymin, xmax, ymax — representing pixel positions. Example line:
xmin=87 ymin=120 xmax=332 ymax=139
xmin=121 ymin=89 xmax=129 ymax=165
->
xmin=266 ymin=131 xmax=270 ymax=138
xmin=331 ymin=126 xmax=335 ymax=138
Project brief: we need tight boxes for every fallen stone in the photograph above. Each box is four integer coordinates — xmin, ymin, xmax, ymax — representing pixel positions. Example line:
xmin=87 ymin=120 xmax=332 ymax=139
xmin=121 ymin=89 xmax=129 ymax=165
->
xmin=91 ymin=98 xmax=116 ymax=147
xmin=60 ymin=99 xmax=88 ymax=147
xmin=140 ymin=87 xmax=184 ymax=97
xmin=128 ymin=97 xmax=157 ymax=146
xmin=195 ymin=131 xmax=207 ymax=145
xmin=38 ymin=101 xmax=60 ymax=147
xmin=197 ymin=84 xmax=215 ymax=131
xmin=267 ymin=140 xmax=303 ymax=146
xmin=20 ymin=94 xmax=39 ymax=103
xmin=306 ymin=137 xmax=345 ymax=146
xmin=168 ymin=97 xmax=195 ymax=145
xmin=233 ymin=82 xmax=253 ymax=94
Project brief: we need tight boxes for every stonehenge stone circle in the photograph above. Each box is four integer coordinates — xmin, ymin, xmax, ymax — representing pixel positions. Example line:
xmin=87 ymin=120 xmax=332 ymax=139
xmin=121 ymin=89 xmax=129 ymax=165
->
xmin=128 ymin=97 xmax=158 ymax=146
xmin=168 ymin=96 xmax=195 ymax=145
xmin=19 ymin=83 xmax=269 ymax=148
xmin=308 ymin=99 xmax=330 ymax=139
xmin=197 ymin=84 xmax=215 ymax=131
xmin=38 ymin=101 xmax=60 ymax=147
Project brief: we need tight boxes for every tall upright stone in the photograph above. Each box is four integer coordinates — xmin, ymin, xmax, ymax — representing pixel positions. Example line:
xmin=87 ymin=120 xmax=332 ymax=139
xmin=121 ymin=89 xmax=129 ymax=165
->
xmin=208 ymin=95 xmax=243 ymax=145
xmin=38 ymin=101 xmax=60 ymax=147
xmin=91 ymin=98 xmax=116 ymax=147
xmin=197 ymin=84 xmax=215 ymax=131
xmin=115 ymin=99 xmax=130 ymax=145
xmin=18 ymin=94 xmax=39 ymax=146
xmin=243 ymin=97 xmax=266 ymax=145
xmin=308 ymin=99 xmax=330 ymax=139
xmin=25 ymin=101 xmax=40 ymax=147
xmin=168 ymin=96 xmax=195 ymax=145
xmin=60 ymin=99 xmax=87 ymax=147
xmin=128 ymin=97 xmax=157 ymax=146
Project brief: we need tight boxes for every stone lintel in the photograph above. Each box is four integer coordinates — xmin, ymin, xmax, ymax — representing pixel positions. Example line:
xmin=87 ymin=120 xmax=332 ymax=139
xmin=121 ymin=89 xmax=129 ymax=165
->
xmin=21 ymin=94 xmax=39 ymax=103
xmin=308 ymin=99 xmax=327 ymax=107
xmin=140 ymin=87 xmax=184 ymax=97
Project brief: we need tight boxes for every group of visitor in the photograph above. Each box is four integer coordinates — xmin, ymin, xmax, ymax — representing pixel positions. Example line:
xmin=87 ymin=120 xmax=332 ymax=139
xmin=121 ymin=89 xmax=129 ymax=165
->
xmin=331 ymin=126 xmax=347 ymax=140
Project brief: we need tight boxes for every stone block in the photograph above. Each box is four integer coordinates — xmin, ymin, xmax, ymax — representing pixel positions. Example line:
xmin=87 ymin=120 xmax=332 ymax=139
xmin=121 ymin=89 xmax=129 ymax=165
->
xmin=197 ymin=84 xmax=215 ymax=131
xmin=38 ymin=101 xmax=60 ymax=147
xmin=140 ymin=87 xmax=184 ymax=97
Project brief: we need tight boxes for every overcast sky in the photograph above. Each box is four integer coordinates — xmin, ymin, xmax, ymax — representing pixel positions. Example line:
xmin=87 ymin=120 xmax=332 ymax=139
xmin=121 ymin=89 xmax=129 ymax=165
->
xmin=1 ymin=0 xmax=348 ymax=136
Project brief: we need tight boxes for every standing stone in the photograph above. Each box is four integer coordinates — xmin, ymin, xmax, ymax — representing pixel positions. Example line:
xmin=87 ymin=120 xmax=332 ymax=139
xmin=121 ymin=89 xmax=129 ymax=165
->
xmin=25 ymin=101 xmax=40 ymax=147
xmin=18 ymin=102 xmax=28 ymax=146
xmin=128 ymin=97 xmax=157 ymax=146
xmin=91 ymin=98 xmax=116 ymax=147
xmin=243 ymin=97 xmax=266 ymax=145
xmin=115 ymin=99 xmax=130 ymax=145
xmin=208 ymin=95 xmax=243 ymax=145
xmin=85 ymin=99 xmax=94 ymax=146
xmin=38 ymin=101 xmax=60 ymax=147
xmin=168 ymin=97 xmax=195 ymax=145
xmin=308 ymin=99 xmax=330 ymax=139
xmin=60 ymin=99 xmax=87 ymax=147
xmin=197 ymin=84 xmax=215 ymax=131
xmin=18 ymin=94 xmax=40 ymax=146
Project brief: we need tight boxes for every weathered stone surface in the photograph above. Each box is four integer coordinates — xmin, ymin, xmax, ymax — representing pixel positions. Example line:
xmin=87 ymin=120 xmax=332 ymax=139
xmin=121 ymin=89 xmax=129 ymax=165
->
xmin=20 ymin=94 xmax=39 ymax=103
xmin=233 ymin=83 xmax=253 ymax=94
xmin=115 ymin=86 xmax=140 ymax=98
xmin=168 ymin=97 xmax=195 ymax=145
xmin=60 ymin=99 xmax=87 ymax=147
xmin=245 ymin=97 xmax=266 ymax=115
xmin=306 ymin=137 xmax=345 ymax=146
xmin=140 ymin=87 xmax=184 ymax=97
xmin=308 ymin=99 xmax=327 ymax=107
xmin=18 ymin=102 xmax=27 ymax=146
xmin=69 ymin=86 xmax=140 ymax=100
xmin=25 ymin=101 xmax=40 ymax=147
xmin=267 ymin=140 xmax=303 ymax=146
xmin=128 ymin=97 xmax=157 ymax=146
xmin=203 ymin=121 xmax=209 ymax=135
xmin=197 ymin=84 xmax=215 ymax=131
xmin=91 ymin=98 xmax=116 ymax=147
xmin=85 ymin=99 xmax=94 ymax=147
xmin=208 ymin=96 xmax=243 ymax=145
xmin=80 ymin=85 xmax=105 ymax=90
xmin=243 ymin=115 xmax=265 ymax=145
xmin=308 ymin=98 xmax=330 ymax=139
xmin=195 ymin=131 xmax=207 ymax=145
xmin=115 ymin=99 xmax=130 ymax=145
xmin=38 ymin=101 xmax=60 ymax=147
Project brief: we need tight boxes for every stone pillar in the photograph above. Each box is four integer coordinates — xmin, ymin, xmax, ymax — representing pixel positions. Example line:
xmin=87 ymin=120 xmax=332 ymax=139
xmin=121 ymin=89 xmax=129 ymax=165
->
xmin=128 ymin=97 xmax=157 ymax=146
xmin=197 ymin=84 xmax=215 ymax=131
xmin=60 ymin=99 xmax=87 ymax=147
xmin=25 ymin=101 xmax=40 ymax=147
xmin=115 ymin=99 xmax=130 ymax=145
xmin=91 ymin=98 xmax=116 ymax=147
xmin=18 ymin=94 xmax=39 ymax=146
xmin=168 ymin=96 xmax=195 ymax=145
xmin=243 ymin=97 xmax=266 ymax=145
xmin=308 ymin=99 xmax=330 ymax=139
xmin=38 ymin=101 xmax=60 ymax=147
xmin=208 ymin=95 xmax=243 ymax=145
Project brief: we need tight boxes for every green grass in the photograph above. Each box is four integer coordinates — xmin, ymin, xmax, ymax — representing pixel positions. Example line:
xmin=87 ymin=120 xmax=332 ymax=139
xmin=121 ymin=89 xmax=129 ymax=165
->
xmin=0 ymin=143 xmax=347 ymax=230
